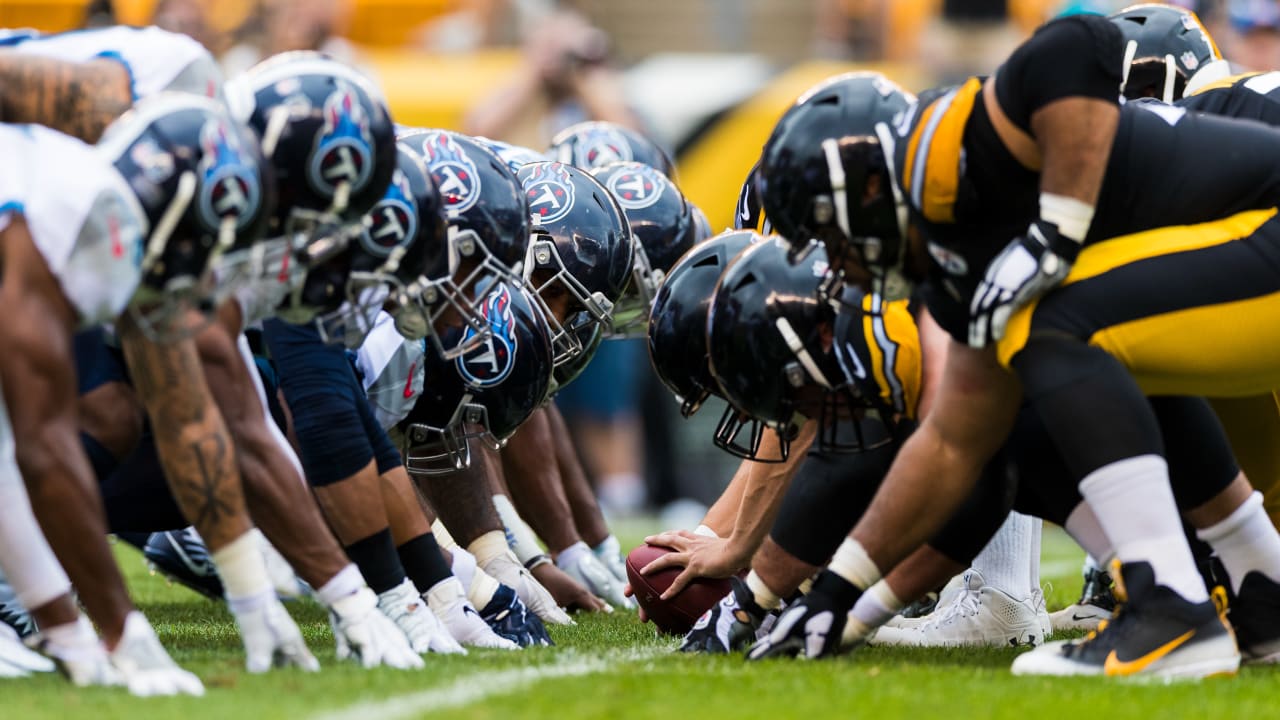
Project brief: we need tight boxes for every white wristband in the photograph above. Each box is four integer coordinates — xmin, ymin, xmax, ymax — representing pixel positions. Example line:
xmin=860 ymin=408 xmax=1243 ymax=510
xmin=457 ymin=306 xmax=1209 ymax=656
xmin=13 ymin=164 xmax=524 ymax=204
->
xmin=1039 ymin=192 xmax=1094 ymax=243
xmin=693 ymin=524 xmax=719 ymax=539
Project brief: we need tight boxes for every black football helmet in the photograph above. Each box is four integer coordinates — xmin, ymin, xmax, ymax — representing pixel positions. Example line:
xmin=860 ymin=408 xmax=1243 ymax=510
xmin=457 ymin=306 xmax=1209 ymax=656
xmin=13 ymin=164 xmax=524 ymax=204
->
xmin=474 ymin=136 xmax=548 ymax=175
xmin=707 ymin=237 xmax=885 ymax=460
xmin=691 ymin=204 xmax=714 ymax=241
xmin=649 ymin=229 xmax=760 ymax=418
xmin=734 ymin=162 xmax=772 ymax=234
xmin=401 ymin=279 xmax=553 ymax=476
xmin=303 ymin=143 xmax=453 ymax=349
xmin=225 ymin=52 xmax=395 ymax=252
xmin=1111 ymin=4 xmax=1229 ymax=103
xmin=99 ymin=92 xmax=275 ymax=340
xmin=516 ymin=161 xmax=635 ymax=365
xmin=591 ymin=161 xmax=701 ymax=338
xmin=757 ymin=72 xmax=915 ymax=300
xmin=548 ymin=121 xmax=677 ymax=178
xmin=548 ymin=312 xmax=603 ymax=395
xmin=398 ymin=129 xmax=530 ymax=356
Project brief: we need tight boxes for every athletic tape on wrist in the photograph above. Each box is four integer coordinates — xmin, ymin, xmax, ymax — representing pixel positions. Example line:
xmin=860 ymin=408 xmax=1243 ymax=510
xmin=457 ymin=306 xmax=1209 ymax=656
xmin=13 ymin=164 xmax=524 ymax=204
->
xmin=1039 ymin=192 xmax=1094 ymax=243
xmin=827 ymin=538 xmax=881 ymax=591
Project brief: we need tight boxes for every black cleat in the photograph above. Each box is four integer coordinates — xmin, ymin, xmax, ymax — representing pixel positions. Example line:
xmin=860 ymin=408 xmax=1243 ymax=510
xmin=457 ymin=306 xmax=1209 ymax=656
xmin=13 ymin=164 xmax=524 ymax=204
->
xmin=1014 ymin=561 xmax=1239 ymax=679
xmin=1227 ymin=571 xmax=1280 ymax=664
xmin=143 ymin=529 xmax=225 ymax=600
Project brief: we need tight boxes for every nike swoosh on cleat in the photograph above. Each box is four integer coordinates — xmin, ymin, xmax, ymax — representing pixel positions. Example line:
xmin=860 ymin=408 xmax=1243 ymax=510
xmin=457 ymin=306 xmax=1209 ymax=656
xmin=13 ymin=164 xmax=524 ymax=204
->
xmin=1103 ymin=629 xmax=1195 ymax=676
xmin=1072 ymin=613 xmax=1104 ymax=622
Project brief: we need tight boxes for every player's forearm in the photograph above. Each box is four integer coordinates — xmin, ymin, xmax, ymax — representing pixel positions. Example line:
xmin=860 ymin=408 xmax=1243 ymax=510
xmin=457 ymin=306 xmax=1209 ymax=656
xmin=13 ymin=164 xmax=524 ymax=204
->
xmin=1031 ymin=97 xmax=1118 ymax=211
xmin=503 ymin=457 xmax=581 ymax=553
xmin=545 ymin=405 xmax=610 ymax=546
xmin=119 ymin=330 xmax=252 ymax=550
xmin=414 ymin=440 xmax=504 ymax=547
xmin=0 ymin=54 xmax=131 ymax=142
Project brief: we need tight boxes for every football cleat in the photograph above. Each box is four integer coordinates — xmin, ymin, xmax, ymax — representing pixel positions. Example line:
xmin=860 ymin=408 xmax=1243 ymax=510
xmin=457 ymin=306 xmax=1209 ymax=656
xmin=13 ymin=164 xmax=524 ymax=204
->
xmin=0 ymin=572 xmax=35 ymax=639
xmin=868 ymin=569 xmax=1043 ymax=648
xmin=477 ymin=584 xmax=551 ymax=648
xmin=1012 ymin=561 xmax=1239 ymax=679
xmin=1031 ymin=585 xmax=1053 ymax=640
xmin=377 ymin=579 xmax=466 ymax=655
xmin=143 ymin=529 xmax=225 ymax=601
xmin=876 ymin=572 xmax=966 ymax=634
xmin=680 ymin=576 xmax=771 ymax=654
xmin=1226 ymin=571 xmax=1280 ymax=664
xmin=1049 ymin=563 xmax=1116 ymax=633
xmin=424 ymin=577 xmax=519 ymax=650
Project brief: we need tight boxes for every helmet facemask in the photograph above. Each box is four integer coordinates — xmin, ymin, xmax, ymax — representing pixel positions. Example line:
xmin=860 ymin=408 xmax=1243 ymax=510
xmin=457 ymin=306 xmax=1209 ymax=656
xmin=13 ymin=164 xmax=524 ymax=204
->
xmin=523 ymin=230 xmax=614 ymax=366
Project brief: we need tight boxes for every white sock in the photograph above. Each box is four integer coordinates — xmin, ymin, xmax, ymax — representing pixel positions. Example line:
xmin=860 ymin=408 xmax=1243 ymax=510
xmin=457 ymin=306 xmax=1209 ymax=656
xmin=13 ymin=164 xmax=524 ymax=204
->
xmin=1078 ymin=455 xmax=1208 ymax=602
xmin=1027 ymin=517 xmax=1042 ymax=596
xmin=972 ymin=512 xmax=1033 ymax=601
xmin=1064 ymin=502 xmax=1114 ymax=568
xmin=1197 ymin=491 xmax=1280 ymax=594
xmin=450 ymin=546 xmax=476 ymax=592
xmin=850 ymin=580 xmax=903 ymax=630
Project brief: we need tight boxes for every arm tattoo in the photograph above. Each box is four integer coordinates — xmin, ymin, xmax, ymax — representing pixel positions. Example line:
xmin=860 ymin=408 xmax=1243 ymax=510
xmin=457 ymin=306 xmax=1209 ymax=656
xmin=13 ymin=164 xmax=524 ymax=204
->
xmin=0 ymin=54 xmax=132 ymax=142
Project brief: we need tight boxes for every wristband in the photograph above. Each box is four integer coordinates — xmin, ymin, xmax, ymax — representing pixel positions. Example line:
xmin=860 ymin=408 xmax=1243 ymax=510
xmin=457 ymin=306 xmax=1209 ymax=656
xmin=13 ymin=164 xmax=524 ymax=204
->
xmin=1039 ymin=192 xmax=1094 ymax=243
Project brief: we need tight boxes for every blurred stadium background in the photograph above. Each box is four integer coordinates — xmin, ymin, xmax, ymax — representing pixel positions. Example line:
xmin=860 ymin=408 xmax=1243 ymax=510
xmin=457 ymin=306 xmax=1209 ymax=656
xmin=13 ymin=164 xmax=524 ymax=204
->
xmin=2 ymin=0 xmax=1272 ymax=521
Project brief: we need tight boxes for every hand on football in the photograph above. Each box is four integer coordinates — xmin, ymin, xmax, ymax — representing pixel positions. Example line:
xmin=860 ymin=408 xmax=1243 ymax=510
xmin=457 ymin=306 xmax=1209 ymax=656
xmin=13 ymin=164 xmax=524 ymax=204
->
xmin=642 ymin=530 xmax=746 ymax=600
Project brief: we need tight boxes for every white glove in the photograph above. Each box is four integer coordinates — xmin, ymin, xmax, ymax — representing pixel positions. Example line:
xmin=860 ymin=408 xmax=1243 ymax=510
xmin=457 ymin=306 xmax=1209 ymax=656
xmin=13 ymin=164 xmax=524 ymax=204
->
xmin=558 ymin=541 xmax=633 ymax=609
xmin=968 ymin=220 xmax=1077 ymax=348
xmin=228 ymin=591 xmax=320 ymax=673
xmin=253 ymin=529 xmax=308 ymax=600
xmin=329 ymin=586 xmax=424 ymax=669
xmin=0 ymin=621 xmax=53 ymax=676
xmin=480 ymin=550 xmax=574 ymax=625
xmin=425 ymin=578 xmax=517 ymax=650
xmin=108 ymin=611 xmax=205 ymax=697
xmin=377 ymin=578 xmax=465 ymax=655
xmin=23 ymin=615 xmax=120 ymax=687
xmin=591 ymin=535 xmax=630 ymax=589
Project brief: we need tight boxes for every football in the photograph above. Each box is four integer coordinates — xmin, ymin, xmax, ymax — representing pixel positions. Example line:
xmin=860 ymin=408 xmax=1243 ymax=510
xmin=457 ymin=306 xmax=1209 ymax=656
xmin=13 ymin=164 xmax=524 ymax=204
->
xmin=625 ymin=543 xmax=733 ymax=635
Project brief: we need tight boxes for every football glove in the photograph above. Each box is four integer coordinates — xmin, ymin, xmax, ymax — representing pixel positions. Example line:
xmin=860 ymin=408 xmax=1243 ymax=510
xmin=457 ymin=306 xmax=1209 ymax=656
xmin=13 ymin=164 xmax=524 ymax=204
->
xmin=24 ymin=615 xmax=120 ymax=687
xmin=377 ymin=578 xmax=465 ymax=655
xmin=481 ymin=549 xmax=574 ymax=625
xmin=0 ymin=621 xmax=53 ymax=676
xmin=229 ymin=590 xmax=320 ymax=672
xmin=680 ymin=576 xmax=771 ymax=654
xmin=425 ymin=576 xmax=520 ymax=650
xmin=477 ymin=584 xmax=552 ymax=647
xmin=592 ymin=534 xmax=629 ymax=587
xmin=329 ymin=586 xmax=424 ymax=669
xmin=108 ymin=611 xmax=205 ymax=696
xmin=746 ymin=571 xmax=857 ymax=661
xmin=558 ymin=541 xmax=633 ymax=609
xmin=968 ymin=220 xmax=1079 ymax=348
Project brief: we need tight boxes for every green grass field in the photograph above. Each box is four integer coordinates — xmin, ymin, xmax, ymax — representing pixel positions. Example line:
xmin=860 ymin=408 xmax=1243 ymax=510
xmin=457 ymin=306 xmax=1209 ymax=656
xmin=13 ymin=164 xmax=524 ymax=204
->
xmin=9 ymin=526 xmax=1280 ymax=720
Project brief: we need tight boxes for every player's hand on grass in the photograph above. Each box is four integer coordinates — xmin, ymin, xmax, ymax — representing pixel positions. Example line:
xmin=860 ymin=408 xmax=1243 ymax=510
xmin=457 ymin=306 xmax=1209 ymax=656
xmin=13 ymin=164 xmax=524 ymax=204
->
xmin=109 ymin=611 xmax=206 ymax=696
xmin=531 ymin=561 xmax=608 ymax=614
xmin=330 ymin=586 xmax=424 ymax=670
xmin=557 ymin=542 xmax=633 ymax=609
xmin=642 ymin=531 xmax=745 ymax=600
xmin=230 ymin=591 xmax=320 ymax=672
xmin=485 ymin=551 xmax=577 ymax=624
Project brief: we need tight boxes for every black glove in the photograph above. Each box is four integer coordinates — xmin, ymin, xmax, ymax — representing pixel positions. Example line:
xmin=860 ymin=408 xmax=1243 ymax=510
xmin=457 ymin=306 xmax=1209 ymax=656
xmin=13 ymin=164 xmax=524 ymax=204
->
xmin=746 ymin=570 xmax=860 ymax=660
xmin=680 ymin=576 xmax=771 ymax=654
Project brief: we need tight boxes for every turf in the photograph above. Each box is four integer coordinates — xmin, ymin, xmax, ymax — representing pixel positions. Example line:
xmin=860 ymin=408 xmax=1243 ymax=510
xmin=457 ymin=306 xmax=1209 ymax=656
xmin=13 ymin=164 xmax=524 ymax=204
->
xmin=8 ymin=527 xmax=1278 ymax=720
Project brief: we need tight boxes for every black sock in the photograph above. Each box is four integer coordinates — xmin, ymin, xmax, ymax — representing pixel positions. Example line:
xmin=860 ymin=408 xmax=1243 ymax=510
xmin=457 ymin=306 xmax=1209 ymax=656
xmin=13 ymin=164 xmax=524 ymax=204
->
xmin=344 ymin=528 xmax=405 ymax=594
xmin=398 ymin=533 xmax=453 ymax=594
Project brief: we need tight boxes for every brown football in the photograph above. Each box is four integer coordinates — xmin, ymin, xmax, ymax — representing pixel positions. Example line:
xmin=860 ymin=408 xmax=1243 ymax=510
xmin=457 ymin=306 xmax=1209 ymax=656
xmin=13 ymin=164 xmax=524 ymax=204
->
xmin=626 ymin=544 xmax=732 ymax=635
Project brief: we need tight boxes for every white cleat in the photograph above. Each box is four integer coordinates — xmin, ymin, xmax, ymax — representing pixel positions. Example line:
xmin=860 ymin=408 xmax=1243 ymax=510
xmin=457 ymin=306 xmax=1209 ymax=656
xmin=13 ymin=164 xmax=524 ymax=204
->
xmin=0 ymin=622 xmax=53 ymax=676
xmin=425 ymin=578 xmax=516 ymax=650
xmin=876 ymin=572 xmax=967 ymax=635
xmin=1031 ymin=586 xmax=1053 ymax=641
xmin=109 ymin=612 xmax=205 ymax=697
xmin=330 ymin=586 xmax=423 ymax=669
xmin=480 ymin=551 xmax=574 ymax=626
xmin=869 ymin=569 xmax=1043 ymax=648
xmin=229 ymin=592 xmax=320 ymax=673
xmin=1049 ymin=565 xmax=1115 ymax=633
xmin=377 ymin=579 xmax=465 ymax=655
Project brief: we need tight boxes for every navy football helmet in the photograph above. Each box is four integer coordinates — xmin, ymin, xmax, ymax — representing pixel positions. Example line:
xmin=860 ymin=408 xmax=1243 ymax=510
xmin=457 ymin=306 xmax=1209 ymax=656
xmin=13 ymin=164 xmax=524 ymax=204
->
xmin=549 ymin=121 xmax=676 ymax=178
xmin=516 ymin=161 xmax=635 ymax=365
xmin=1111 ymin=4 xmax=1230 ymax=103
xmin=401 ymin=279 xmax=554 ymax=476
xmin=474 ymin=136 xmax=548 ymax=175
xmin=706 ymin=237 xmax=889 ymax=459
xmin=99 ymin=92 xmax=275 ymax=340
xmin=757 ymin=72 xmax=914 ymax=300
xmin=591 ymin=161 xmax=701 ymax=337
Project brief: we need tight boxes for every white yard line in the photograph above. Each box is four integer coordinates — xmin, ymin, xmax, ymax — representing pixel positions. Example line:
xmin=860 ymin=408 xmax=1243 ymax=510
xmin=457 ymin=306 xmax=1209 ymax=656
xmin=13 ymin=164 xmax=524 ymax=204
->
xmin=310 ymin=648 xmax=665 ymax=720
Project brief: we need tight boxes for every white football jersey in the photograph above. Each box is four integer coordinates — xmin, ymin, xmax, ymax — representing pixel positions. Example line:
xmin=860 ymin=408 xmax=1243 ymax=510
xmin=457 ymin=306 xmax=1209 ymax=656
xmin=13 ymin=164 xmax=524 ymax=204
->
xmin=0 ymin=125 xmax=146 ymax=327
xmin=3 ymin=26 xmax=222 ymax=100
xmin=354 ymin=311 xmax=425 ymax=430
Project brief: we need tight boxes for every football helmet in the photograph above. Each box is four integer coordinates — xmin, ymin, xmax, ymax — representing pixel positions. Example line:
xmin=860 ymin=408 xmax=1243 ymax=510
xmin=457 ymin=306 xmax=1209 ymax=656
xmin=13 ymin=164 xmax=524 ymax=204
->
xmin=473 ymin=137 xmax=548 ymax=175
xmin=401 ymin=279 xmax=554 ymax=476
xmin=1111 ymin=4 xmax=1230 ymax=103
xmin=306 ymin=143 xmax=453 ymax=349
xmin=516 ymin=161 xmax=635 ymax=365
xmin=591 ymin=161 xmax=701 ymax=338
xmin=398 ymin=129 xmax=530 ymax=355
xmin=548 ymin=121 xmax=676 ymax=178
xmin=99 ymin=92 xmax=274 ymax=340
xmin=707 ymin=237 xmax=885 ymax=459
xmin=548 ymin=314 xmax=603 ymax=394
xmin=757 ymin=72 xmax=914 ymax=300
xmin=691 ymin=204 xmax=714 ymax=241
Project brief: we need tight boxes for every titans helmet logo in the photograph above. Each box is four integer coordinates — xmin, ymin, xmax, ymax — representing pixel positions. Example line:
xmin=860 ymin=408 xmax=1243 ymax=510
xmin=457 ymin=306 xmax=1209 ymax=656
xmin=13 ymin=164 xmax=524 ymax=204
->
xmin=605 ymin=164 xmax=664 ymax=210
xmin=419 ymin=131 xmax=481 ymax=215
xmin=456 ymin=283 xmax=518 ymax=387
xmin=361 ymin=168 xmax=418 ymax=257
xmin=196 ymin=117 xmax=262 ymax=232
xmin=574 ymin=125 xmax=631 ymax=169
xmin=308 ymin=83 xmax=375 ymax=197
xmin=522 ymin=162 xmax=576 ymax=225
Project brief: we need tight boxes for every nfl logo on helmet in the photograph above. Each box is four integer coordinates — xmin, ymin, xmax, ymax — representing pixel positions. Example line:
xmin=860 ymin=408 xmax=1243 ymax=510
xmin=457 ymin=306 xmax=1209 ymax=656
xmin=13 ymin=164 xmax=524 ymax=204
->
xmin=197 ymin=117 xmax=261 ymax=232
xmin=308 ymin=83 xmax=376 ymax=196
xmin=419 ymin=131 xmax=482 ymax=215
xmin=362 ymin=168 xmax=418 ymax=257
xmin=457 ymin=283 xmax=519 ymax=387
xmin=522 ymin=162 xmax=576 ymax=224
